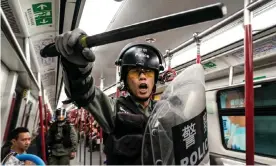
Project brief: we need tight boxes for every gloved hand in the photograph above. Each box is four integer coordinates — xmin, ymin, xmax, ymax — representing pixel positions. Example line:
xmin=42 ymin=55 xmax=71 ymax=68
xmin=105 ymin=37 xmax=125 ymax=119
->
xmin=56 ymin=28 xmax=96 ymax=107
xmin=55 ymin=28 xmax=95 ymax=66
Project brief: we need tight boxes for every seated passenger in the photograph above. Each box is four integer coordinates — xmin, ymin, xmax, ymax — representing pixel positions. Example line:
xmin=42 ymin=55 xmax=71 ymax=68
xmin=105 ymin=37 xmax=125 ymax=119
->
xmin=1 ymin=127 xmax=33 ymax=165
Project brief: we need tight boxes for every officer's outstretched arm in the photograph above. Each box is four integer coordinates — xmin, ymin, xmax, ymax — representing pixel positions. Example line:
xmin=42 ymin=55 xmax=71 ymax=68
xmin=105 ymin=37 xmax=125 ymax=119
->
xmin=56 ymin=28 xmax=115 ymax=134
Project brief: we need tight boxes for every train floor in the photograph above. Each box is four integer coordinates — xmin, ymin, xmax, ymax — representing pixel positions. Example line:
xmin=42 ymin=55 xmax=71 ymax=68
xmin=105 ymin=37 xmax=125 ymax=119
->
xmin=71 ymin=140 xmax=105 ymax=165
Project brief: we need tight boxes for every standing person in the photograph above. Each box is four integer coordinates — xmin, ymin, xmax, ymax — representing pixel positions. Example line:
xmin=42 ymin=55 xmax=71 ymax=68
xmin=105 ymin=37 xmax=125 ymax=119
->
xmin=47 ymin=108 xmax=78 ymax=165
xmin=1 ymin=127 xmax=33 ymax=165
xmin=54 ymin=28 xmax=165 ymax=164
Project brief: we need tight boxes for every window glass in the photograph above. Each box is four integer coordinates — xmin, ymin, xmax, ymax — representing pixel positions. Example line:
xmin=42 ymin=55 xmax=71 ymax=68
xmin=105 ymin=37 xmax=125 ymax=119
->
xmin=255 ymin=83 xmax=276 ymax=107
xmin=222 ymin=116 xmax=276 ymax=157
xmin=219 ymin=82 xmax=276 ymax=109
xmin=219 ymin=89 xmax=244 ymax=109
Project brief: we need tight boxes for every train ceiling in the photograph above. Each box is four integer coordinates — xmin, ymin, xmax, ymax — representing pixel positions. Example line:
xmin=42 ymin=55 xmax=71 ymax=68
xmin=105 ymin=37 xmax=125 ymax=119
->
xmin=2 ymin=0 xmax=275 ymax=110
xmin=87 ymin=0 xmax=244 ymax=88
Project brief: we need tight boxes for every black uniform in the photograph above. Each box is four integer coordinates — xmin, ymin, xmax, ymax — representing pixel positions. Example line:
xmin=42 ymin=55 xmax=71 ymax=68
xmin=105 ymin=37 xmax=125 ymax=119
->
xmin=47 ymin=109 xmax=78 ymax=165
xmin=103 ymin=95 xmax=157 ymax=165
xmin=55 ymin=29 xmax=165 ymax=165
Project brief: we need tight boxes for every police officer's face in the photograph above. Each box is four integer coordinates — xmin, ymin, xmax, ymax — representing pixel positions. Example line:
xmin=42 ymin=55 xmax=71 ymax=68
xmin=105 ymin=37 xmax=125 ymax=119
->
xmin=127 ymin=67 xmax=155 ymax=100
xmin=12 ymin=132 xmax=31 ymax=152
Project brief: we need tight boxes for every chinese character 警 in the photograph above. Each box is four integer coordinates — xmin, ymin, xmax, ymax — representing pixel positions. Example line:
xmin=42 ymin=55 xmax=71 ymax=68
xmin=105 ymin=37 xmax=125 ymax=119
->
xmin=182 ymin=123 xmax=196 ymax=149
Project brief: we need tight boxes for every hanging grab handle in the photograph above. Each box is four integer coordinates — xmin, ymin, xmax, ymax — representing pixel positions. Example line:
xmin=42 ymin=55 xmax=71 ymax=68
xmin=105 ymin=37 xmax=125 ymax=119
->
xmin=159 ymin=50 xmax=177 ymax=83
xmin=193 ymin=32 xmax=201 ymax=64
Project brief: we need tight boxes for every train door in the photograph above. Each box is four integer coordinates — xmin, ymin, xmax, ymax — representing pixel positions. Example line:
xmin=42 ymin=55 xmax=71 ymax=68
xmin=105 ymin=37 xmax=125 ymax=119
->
xmin=19 ymin=93 xmax=39 ymax=136
xmin=14 ymin=90 xmax=29 ymax=128
xmin=1 ymin=75 xmax=23 ymax=142
xmin=6 ymin=88 xmax=23 ymax=136
xmin=23 ymin=102 xmax=33 ymax=128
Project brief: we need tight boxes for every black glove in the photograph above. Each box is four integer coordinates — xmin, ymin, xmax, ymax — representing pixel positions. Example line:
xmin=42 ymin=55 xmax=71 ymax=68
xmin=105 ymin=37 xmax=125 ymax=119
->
xmin=55 ymin=28 xmax=96 ymax=107
xmin=55 ymin=28 xmax=95 ymax=66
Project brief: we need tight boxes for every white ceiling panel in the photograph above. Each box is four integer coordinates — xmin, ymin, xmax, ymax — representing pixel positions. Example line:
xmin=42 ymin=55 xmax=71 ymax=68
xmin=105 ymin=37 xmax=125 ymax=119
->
xmin=87 ymin=0 xmax=244 ymax=88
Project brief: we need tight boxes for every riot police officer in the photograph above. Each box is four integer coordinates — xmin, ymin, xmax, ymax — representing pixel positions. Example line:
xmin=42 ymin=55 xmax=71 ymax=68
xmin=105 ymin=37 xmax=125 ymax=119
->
xmin=55 ymin=28 xmax=165 ymax=164
xmin=47 ymin=108 xmax=78 ymax=165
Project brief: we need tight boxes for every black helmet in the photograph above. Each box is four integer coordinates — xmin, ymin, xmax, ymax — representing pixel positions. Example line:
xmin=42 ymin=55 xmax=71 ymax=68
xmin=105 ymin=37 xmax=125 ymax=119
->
xmin=115 ymin=43 xmax=165 ymax=84
xmin=56 ymin=108 xmax=67 ymax=121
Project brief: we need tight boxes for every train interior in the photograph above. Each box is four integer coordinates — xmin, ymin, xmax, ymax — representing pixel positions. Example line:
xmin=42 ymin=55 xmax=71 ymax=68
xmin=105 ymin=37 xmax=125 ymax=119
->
xmin=1 ymin=0 xmax=276 ymax=165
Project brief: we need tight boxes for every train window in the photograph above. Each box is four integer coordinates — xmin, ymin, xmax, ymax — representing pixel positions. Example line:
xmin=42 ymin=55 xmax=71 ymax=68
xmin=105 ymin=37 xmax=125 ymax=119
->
xmin=218 ymin=82 xmax=276 ymax=109
xmin=222 ymin=116 xmax=276 ymax=157
xmin=217 ymin=81 xmax=276 ymax=157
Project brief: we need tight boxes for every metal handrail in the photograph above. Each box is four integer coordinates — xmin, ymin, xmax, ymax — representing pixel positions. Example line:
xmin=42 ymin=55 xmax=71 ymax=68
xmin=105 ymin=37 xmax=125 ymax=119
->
xmin=0 ymin=8 xmax=40 ymax=90
xmin=103 ymin=0 xmax=272 ymax=92
xmin=166 ymin=0 xmax=272 ymax=58
xmin=206 ymin=76 xmax=276 ymax=92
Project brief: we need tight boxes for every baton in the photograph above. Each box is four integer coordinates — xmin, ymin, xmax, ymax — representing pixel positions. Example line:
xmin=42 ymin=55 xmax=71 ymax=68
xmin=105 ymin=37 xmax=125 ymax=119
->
xmin=40 ymin=3 xmax=227 ymax=58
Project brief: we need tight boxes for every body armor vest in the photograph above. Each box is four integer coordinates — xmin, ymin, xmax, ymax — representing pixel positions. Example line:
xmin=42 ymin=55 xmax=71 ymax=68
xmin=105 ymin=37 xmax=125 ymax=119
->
xmin=104 ymin=96 xmax=156 ymax=165
xmin=49 ymin=121 xmax=72 ymax=148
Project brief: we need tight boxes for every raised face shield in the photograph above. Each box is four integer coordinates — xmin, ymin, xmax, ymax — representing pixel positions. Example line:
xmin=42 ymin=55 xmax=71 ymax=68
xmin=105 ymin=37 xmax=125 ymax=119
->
xmin=56 ymin=108 xmax=67 ymax=121
xmin=142 ymin=64 xmax=210 ymax=165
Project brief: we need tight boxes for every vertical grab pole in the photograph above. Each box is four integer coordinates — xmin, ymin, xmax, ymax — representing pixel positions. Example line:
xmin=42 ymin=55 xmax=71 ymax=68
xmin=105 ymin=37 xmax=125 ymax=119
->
xmin=44 ymin=103 xmax=48 ymax=132
xmin=166 ymin=49 xmax=172 ymax=70
xmin=229 ymin=66 xmax=234 ymax=86
xmin=79 ymin=108 xmax=83 ymax=163
xmin=84 ymin=116 xmax=87 ymax=166
xmin=3 ymin=92 xmax=16 ymax=141
xmin=115 ymin=66 xmax=120 ymax=98
xmin=244 ymin=0 xmax=255 ymax=165
xmin=38 ymin=74 xmax=47 ymax=162
xmin=21 ymin=98 xmax=28 ymax=126
xmin=89 ymin=116 xmax=93 ymax=165
xmin=99 ymin=128 xmax=103 ymax=165
xmin=99 ymin=77 xmax=104 ymax=165
xmin=193 ymin=32 xmax=201 ymax=64
xmin=32 ymin=105 xmax=39 ymax=133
